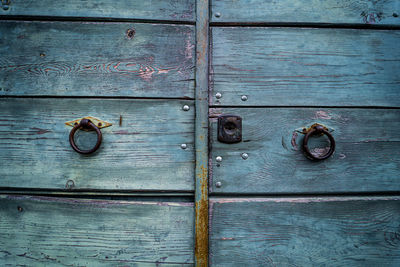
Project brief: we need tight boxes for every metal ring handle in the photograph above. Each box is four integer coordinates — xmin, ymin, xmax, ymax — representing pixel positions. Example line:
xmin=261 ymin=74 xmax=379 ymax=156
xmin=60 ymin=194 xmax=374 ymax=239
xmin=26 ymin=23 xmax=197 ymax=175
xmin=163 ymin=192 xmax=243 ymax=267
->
xmin=303 ymin=125 xmax=335 ymax=161
xmin=69 ymin=119 xmax=102 ymax=154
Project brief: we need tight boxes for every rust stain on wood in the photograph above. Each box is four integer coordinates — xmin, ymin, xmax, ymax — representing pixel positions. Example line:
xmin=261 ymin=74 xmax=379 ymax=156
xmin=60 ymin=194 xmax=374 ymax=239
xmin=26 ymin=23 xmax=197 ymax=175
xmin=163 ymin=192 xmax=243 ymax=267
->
xmin=195 ymin=164 xmax=208 ymax=267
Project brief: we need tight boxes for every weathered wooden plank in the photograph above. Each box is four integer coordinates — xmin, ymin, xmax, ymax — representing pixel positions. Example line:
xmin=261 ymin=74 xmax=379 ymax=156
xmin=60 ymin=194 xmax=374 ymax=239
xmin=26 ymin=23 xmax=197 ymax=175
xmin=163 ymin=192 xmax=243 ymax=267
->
xmin=211 ymin=0 xmax=400 ymax=25
xmin=210 ymin=108 xmax=400 ymax=194
xmin=0 ymin=98 xmax=194 ymax=191
xmin=0 ymin=195 xmax=194 ymax=266
xmin=0 ymin=21 xmax=194 ymax=97
xmin=211 ymin=27 xmax=400 ymax=107
xmin=194 ymin=0 xmax=209 ymax=266
xmin=0 ymin=0 xmax=194 ymax=22
xmin=210 ymin=197 xmax=400 ymax=266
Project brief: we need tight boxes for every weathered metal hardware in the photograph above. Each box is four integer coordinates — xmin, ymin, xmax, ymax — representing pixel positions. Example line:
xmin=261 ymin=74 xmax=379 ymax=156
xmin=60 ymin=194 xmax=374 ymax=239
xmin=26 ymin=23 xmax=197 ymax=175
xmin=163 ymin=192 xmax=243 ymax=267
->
xmin=65 ymin=116 xmax=112 ymax=130
xmin=218 ymin=115 xmax=242 ymax=143
xmin=1 ymin=0 xmax=10 ymax=10
xmin=69 ymin=119 xmax=102 ymax=154
xmin=302 ymin=124 xmax=335 ymax=161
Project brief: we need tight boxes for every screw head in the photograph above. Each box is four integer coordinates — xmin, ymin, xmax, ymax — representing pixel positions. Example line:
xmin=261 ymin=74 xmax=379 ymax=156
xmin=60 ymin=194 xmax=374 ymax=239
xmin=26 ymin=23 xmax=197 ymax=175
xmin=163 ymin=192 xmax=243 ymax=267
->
xmin=215 ymin=12 xmax=221 ymax=18
xmin=182 ymin=105 xmax=190 ymax=111
xmin=216 ymin=156 xmax=222 ymax=162
xmin=215 ymin=181 xmax=222 ymax=188
xmin=215 ymin=92 xmax=222 ymax=99
xmin=393 ymin=12 xmax=399 ymax=17
xmin=241 ymin=153 xmax=249 ymax=160
xmin=181 ymin=143 xmax=187 ymax=149
xmin=241 ymin=95 xmax=248 ymax=101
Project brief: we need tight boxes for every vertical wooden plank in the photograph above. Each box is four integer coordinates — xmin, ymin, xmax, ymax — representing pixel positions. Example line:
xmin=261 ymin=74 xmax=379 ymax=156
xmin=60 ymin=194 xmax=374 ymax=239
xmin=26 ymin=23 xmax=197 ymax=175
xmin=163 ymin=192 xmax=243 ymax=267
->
xmin=195 ymin=0 xmax=209 ymax=266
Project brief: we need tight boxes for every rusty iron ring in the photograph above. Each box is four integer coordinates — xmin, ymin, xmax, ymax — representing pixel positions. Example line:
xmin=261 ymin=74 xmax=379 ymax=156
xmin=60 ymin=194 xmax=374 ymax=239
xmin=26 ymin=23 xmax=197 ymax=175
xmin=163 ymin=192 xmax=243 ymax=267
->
xmin=69 ymin=119 xmax=102 ymax=154
xmin=303 ymin=125 xmax=335 ymax=161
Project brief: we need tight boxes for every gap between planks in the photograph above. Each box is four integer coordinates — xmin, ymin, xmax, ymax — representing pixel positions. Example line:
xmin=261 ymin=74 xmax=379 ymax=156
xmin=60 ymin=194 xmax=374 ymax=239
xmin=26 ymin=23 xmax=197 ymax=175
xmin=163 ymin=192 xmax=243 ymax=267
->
xmin=0 ymin=16 xmax=196 ymax=25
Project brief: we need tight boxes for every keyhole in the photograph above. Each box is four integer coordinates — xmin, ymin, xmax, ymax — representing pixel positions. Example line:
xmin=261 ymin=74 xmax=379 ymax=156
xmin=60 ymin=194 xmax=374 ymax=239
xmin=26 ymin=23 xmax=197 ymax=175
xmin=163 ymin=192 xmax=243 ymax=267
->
xmin=223 ymin=122 xmax=237 ymax=135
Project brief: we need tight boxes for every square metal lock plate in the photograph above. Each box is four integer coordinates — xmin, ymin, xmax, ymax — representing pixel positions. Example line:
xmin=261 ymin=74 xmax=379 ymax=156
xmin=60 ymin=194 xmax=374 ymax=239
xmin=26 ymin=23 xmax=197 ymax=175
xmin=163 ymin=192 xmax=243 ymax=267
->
xmin=218 ymin=115 xmax=242 ymax=144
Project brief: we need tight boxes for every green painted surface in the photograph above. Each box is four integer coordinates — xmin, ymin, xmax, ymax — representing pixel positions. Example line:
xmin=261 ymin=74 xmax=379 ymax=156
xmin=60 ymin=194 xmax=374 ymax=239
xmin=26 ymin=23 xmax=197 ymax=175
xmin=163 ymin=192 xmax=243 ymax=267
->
xmin=0 ymin=98 xmax=194 ymax=191
xmin=210 ymin=197 xmax=400 ymax=266
xmin=0 ymin=195 xmax=194 ymax=266
xmin=194 ymin=0 xmax=209 ymax=265
xmin=0 ymin=0 xmax=194 ymax=22
xmin=0 ymin=21 xmax=195 ymax=97
xmin=210 ymin=108 xmax=400 ymax=194
xmin=211 ymin=0 xmax=400 ymax=24
xmin=211 ymin=27 xmax=400 ymax=107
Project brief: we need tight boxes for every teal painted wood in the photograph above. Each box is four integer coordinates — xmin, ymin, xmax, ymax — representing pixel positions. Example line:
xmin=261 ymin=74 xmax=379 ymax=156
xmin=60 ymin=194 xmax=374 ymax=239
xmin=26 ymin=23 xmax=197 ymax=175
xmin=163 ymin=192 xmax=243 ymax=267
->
xmin=209 ymin=197 xmax=400 ymax=266
xmin=211 ymin=0 xmax=400 ymax=25
xmin=210 ymin=27 xmax=400 ymax=107
xmin=210 ymin=108 xmax=400 ymax=194
xmin=0 ymin=98 xmax=194 ymax=191
xmin=0 ymin=195 xmax=194 ymax=266
xmin=0 ymin=21 xmax=194 ymax=97
xmin=0 ymin=0 xmax=194 ymax=22
xmin=194 ymin=0 xmax=209 ymax=265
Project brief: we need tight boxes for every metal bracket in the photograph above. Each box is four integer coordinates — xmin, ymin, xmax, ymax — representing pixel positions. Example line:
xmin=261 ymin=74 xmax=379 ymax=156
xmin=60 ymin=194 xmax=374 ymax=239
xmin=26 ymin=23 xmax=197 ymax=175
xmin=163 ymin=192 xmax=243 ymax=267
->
xmin=65 ymin=116 xmax=112 ymax=131
xmin=218 ymin=115 xmax=242 ymax=144
xmin=295 ymin=123 xmax=334 ymax=135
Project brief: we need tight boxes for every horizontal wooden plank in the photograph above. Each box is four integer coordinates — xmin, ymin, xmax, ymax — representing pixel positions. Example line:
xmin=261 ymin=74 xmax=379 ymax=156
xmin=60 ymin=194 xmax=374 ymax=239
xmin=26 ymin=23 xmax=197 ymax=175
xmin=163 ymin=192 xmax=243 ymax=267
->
xmin=211 ymin=27 xmax=400 ymax=107
xmin=0 ymin=0 xmax=194 ymax=22
xmin=210 ymin=108 xmax=400 ymax=194
xmin=0 ymin=98 xmax=194 ymax=191
xmin=0 ymin=21 xmax=194 ymax=97
xmin=211 ymin=0 xmax=400 ymax=25
xmin=210 ymin=197 xmax=400 ymax=266
xmin=0 ymin=195 xmax=194 ymax=265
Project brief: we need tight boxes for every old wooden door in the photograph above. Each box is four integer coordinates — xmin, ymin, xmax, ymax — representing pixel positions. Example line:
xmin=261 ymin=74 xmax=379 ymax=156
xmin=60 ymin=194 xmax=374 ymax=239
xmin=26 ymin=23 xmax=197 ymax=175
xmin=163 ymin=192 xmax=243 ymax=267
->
xmin=0 ymin=1 xmax=198 ymax=266
xmin=1 ymin=1 xmax=400 ymax=266
xmin=208 ymin=1 xmax=400 ymax=266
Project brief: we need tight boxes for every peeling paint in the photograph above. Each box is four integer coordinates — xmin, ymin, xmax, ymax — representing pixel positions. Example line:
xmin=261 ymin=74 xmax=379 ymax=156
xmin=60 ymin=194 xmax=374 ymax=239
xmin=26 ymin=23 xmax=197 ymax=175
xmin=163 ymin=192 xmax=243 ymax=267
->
xmin=314 ymin=110 xmax=332 ymax=120
xmin=185 ymin=38 xmax=195 ymax=60
xmin=291 ymin=131 xmax=298 ymax=151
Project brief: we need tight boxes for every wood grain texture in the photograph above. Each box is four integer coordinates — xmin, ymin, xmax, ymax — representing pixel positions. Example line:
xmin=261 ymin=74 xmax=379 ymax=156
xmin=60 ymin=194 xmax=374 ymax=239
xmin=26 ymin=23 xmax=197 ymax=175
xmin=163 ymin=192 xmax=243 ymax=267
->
xmin=209 ymin=197 xmax=400 ymax=266
xmin=0 ymin=195 xmax=194 ymax=266
xmin=211 ymin=0 xmax=400 ymax=24
xmin=210 ymin=27 xmax=400 ymax=107
xmin=0 ymin=98 xmax=194 ymax=191
xmin=194 ymin=0 xmax=209 ymax=265
xmin=0 ymin=21 xmax=194 ymax=97
xmin=210 ymin=108 xmax=400 ymax=194
xmin=0 ymin=0 xmax=194 ymax=21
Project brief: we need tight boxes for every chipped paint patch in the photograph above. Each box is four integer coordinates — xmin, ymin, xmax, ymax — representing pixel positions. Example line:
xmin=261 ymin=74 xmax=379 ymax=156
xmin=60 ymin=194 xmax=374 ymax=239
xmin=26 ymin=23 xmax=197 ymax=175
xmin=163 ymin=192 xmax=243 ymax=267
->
xmin=314 ymin=110 xmax=332 ymax=120
xmin=291 ymin=131 xmax=298 ymax=151
xmin=185 ymin=38 xmax=195 ymax=59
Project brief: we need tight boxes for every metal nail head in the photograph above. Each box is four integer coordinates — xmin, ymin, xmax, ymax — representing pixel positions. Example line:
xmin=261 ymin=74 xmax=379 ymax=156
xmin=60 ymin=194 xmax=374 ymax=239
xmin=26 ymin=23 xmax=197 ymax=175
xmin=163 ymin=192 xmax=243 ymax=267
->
xmin=181 ymin=144 xmax=187 ymax=149
xmin=215 ymin=92 xmax=222 ymax=99
xmin=216 ymin=181 xmax=222 ymax=188
xmin=241 ymin=95 xmax=248 ymax=101
xmin=216 ymin=156 xmax=222 ymax=162
xmin=215 ymin=12 xmax=221 ymax=18
xmin=182 ymin=105 xmax=190 ymax=111
xmin=241 ymin=153 xmax=249 ymax=160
